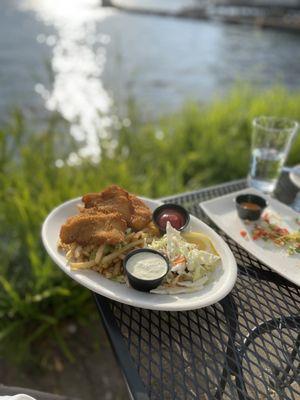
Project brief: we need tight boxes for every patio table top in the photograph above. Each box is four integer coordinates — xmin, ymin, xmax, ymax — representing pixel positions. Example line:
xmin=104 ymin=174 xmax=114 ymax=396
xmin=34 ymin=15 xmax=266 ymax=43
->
xmin=94 ymin=172 xmax=300 ymax=400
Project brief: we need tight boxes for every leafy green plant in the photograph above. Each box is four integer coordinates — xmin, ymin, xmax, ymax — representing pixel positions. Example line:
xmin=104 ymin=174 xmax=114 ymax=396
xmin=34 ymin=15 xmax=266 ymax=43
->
xmin=0 ymin=85 xmax=299 ymax=365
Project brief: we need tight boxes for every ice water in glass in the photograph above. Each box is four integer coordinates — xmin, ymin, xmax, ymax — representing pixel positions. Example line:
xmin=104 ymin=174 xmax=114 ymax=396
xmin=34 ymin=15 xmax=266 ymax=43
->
xmin=249 ymin=148 xmax=286 ymax=193
xmin=248 ymin=117 xmax=298 ymax=193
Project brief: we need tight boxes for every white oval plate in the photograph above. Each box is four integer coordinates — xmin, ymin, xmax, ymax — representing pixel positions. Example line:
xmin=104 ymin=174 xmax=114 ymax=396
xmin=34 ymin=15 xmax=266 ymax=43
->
xmin=42 ymin=197 xmax=237 ymax=311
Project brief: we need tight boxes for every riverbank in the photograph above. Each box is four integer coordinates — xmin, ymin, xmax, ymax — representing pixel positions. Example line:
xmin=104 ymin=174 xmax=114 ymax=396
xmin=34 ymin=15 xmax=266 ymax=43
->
xmin=105 ymin=0 xmax=300 ymax=32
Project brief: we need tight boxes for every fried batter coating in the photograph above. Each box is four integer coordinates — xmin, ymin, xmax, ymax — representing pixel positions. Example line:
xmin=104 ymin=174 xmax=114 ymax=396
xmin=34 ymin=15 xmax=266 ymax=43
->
xmin=60 ymin=213 xmax=127 ymax=245
xmin=82 ymin=185 xmax=128 ymax=208
xmin=82 ymin=185 xmax=133 ymax=223
xmin=128 ymin=195 xmax=152 ymax=231
xmin=60 ymin=185 xmax=152 ymax=246
xmin=82 ymin=185 xmax=151 ymax=231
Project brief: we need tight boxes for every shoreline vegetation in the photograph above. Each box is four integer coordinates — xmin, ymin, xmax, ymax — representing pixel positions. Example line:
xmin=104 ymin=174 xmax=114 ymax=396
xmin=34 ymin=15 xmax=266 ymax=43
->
xmin=102 ymin=0 xmax=300 ymax=32
xmin=1 ymin=85 xmax=300 ymax=366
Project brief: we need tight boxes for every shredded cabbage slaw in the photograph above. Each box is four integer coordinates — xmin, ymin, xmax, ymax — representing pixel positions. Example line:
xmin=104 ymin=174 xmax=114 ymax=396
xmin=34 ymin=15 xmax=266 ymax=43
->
xmin=148 ymin=223 xmax=220 ymax=294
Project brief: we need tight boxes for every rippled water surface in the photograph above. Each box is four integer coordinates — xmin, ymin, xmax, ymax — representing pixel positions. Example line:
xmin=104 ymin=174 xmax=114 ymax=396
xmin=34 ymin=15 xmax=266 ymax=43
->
xmin=1 ymin=0 xmax=300 ymax=158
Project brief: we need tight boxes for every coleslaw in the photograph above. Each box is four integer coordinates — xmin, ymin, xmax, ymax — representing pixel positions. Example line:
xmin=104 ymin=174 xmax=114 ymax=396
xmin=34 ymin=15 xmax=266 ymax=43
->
xmin=148 ymin=223 xmax=220 ymax=294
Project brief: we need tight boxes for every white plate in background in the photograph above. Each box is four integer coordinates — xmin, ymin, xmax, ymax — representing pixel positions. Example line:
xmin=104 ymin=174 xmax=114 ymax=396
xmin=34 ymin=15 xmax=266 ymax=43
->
xmin=201 ymin=188 xmax=300 ymax=286
xmin=42 ymin=197 xmax=237 ymax=311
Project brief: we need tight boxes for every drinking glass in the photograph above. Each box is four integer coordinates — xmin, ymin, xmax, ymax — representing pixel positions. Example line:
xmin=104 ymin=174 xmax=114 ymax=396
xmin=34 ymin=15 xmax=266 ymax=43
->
xmin=289 ymin=164 xmax=300 ymax=212
xmin=248 ymin=116 xmax=298 ymax=193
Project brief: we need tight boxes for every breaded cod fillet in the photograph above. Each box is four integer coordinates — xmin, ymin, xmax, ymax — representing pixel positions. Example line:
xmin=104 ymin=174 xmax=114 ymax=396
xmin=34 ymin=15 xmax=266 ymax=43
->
xmin=59 ymin=185 xmax=152 ymax=246
xmin=60 ymin=213 xmax=127 ymax=245
xmin=128 ymin=195 xmax=152 ymax=231
xmin=82 ymin=185 xmax=133 ymax=223
xmin=82 ymin=185 xmax=152 ymax=231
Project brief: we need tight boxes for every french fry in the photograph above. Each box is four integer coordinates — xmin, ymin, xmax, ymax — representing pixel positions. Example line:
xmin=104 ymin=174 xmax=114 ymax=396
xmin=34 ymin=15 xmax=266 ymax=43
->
xmin=101 ymin=239 xmax=144 ymax=265
xmin=95 ymin=244 xmax=105 ymax=264
xmin=70 ymin=260 xmax=95 ymax=270
xmin=74 ymin=246 xmax=82 ymax=259
xmin=66 ymin=249 xmax=73 ymax=259
xmin=113 ymin=261 xmax=121 ymax=276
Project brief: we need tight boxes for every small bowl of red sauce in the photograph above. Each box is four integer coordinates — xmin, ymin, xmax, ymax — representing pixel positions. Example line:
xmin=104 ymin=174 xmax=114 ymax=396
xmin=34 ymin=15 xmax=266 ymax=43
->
xmin=235 ymin=193 xmax=268 ymax=221
xmin=153 ymin=203 xmax=190 ymax=233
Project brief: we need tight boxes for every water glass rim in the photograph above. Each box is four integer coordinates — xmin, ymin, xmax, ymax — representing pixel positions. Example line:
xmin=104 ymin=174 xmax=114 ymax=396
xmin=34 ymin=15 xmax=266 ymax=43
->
xmin=253 ymin=116 xmax=299 ymax=133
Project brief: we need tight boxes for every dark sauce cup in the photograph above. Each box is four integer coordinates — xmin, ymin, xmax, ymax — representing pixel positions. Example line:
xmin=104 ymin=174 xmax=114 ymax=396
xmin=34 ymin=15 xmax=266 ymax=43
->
xmin=124 ymin=248 xmax=169 ymax=292
xmin=153 ymin=203 xmax=190 ymax=233
xmin=235 ymin=193 xmax=268 ymax=221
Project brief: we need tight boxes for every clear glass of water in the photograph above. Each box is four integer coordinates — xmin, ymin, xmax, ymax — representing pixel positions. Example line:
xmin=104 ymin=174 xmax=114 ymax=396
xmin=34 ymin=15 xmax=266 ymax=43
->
xmin=248 ymin=116 xmax=298 ymax=193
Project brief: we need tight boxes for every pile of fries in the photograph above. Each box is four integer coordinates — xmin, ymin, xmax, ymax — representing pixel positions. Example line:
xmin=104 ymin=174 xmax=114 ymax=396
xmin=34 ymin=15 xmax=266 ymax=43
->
xmin=58 ymin=231 xmax=148 ymax=281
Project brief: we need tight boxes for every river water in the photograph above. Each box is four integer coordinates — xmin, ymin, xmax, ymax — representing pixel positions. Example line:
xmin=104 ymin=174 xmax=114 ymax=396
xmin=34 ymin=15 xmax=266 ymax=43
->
xmin=1 ymin=0 xmax=300 ymax=159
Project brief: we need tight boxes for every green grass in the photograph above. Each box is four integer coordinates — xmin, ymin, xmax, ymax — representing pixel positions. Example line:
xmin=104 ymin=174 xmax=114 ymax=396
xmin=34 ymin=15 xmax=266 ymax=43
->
xmin=0 ymin=85 xmax=299 ymax=365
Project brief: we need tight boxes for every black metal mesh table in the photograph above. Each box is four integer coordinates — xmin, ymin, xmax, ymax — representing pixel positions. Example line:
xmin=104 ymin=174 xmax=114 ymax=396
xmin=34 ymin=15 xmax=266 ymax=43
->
xmin=94 ymin=174 xmax=300 ymax=400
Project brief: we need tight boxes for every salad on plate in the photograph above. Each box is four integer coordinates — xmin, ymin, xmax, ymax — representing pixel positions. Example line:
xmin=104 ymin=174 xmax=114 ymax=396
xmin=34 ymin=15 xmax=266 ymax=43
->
xmin=148 ymin=222 xmax=220 ymax=294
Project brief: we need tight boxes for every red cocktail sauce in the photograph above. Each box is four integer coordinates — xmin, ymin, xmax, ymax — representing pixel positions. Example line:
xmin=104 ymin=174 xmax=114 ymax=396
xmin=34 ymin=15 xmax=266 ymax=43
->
xmin=156 ymin=210 xmax=186 ymax=230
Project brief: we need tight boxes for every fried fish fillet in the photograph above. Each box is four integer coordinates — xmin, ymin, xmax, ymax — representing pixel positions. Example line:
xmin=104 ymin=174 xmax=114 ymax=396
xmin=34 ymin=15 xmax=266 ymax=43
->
xmin=60 ymin=185 xmax=152 ymax=246
xmin=82 ymin=185 xmax=152 ymax=231
xmin=128 ymin=195 xmax=152 ymax=231
xmin=82 ymin=185 xmax=133 ymax=223
xmin=82 ymin=185 xmax=128 ymax=209
xmin=60 ymin=213 xmax=127 ymax=245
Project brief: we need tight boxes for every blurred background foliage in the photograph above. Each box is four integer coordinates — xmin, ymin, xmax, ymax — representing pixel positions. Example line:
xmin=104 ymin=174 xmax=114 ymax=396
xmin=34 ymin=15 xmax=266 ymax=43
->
xmin=0 ymin=85 xmax=299 ymax=365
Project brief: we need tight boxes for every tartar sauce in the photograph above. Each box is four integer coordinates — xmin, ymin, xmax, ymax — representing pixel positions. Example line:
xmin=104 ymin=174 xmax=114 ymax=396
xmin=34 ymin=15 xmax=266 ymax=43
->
xmin=126 ymin=252 xmax=168 ymax=280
